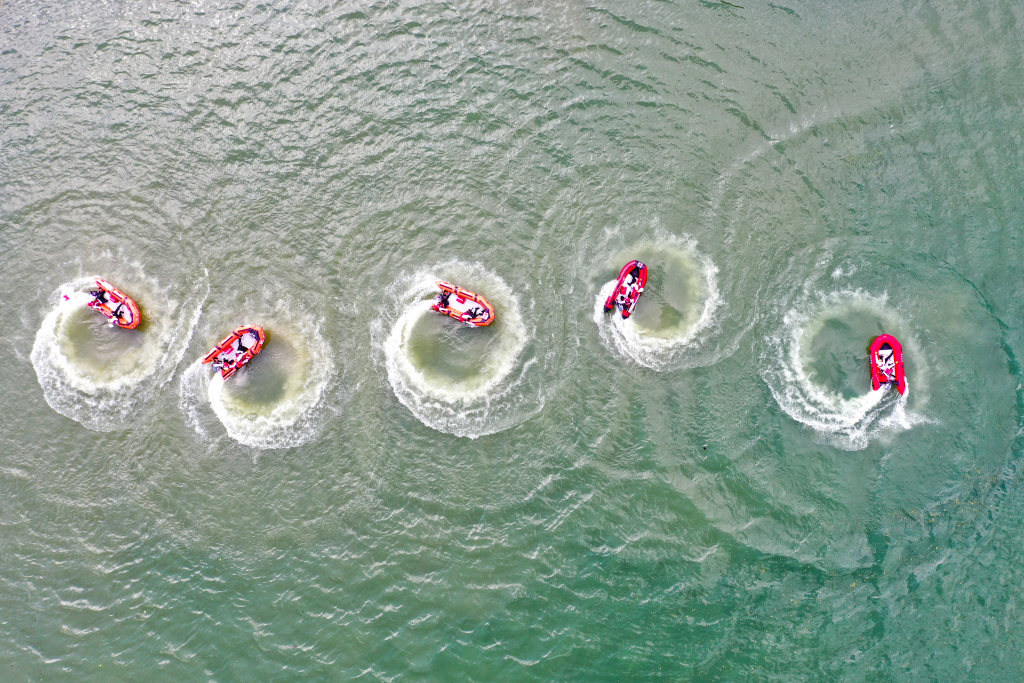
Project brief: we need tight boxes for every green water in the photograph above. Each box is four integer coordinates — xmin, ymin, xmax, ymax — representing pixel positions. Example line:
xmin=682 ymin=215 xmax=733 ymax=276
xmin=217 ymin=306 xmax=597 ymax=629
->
xmin=2 ymin=0 xmax=1023 ymax=679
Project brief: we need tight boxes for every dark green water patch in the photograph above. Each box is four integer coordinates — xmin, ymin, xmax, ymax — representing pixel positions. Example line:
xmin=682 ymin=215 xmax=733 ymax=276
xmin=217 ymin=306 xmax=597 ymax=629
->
xmin=221 ymin=334 xmax=294 ymax=406
xmin=630 ymin=262 xmax=686 ymax=330
xmin=60 ymin=305 xmax=147 ymax=372
xmin=803 ymin=313 xmax=886 ymax=399
xmin=406 ymin=310 xmax=500 ymax=383
xmin=626 ymin=245 xmax=709 ymax=338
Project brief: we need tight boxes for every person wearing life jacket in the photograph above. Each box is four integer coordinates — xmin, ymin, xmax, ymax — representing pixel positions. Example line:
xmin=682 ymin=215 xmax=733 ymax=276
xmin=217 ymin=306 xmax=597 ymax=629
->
xmin=214 ymin=348 xmax=236 ymax=371
xmin=877 ymin=348 xmax=896 ymax=381
xmin=433 ymin=290 xmax=451 ymax=312
xmin=234 ymin=338 xmax=251 ymax=364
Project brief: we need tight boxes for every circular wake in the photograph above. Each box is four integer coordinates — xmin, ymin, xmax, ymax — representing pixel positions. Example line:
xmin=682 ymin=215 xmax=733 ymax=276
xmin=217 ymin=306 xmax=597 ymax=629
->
xmin=30 ymin=274 xmax=206 ymax=431
xmin=761 ymin=289 xmax=930 ymax=450
xmin=179 ymin=310 xmax=335 ymax=449
xmin=592 ymin=235 xmax=722 ymax=370
xmin=374 ymin=262 xmax=539 ymax=438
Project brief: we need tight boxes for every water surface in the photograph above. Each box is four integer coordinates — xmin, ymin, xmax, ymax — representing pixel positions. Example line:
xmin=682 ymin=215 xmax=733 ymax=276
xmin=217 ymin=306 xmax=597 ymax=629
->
xmin=2 ymin=0 xmax=1023 ymax=679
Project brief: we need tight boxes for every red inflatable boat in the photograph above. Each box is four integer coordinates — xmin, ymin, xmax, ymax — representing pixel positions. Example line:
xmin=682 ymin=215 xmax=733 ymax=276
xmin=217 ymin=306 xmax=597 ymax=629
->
xmin=201 ymin=326 xmax=266 ymax=380
xmin=604 ymin=260 xmax=648 ymax=319
xmin=432 ymin=281 xmax=495 ymax=327
xmin=870 ymin=334 xmax=906 ymax=395
xmin=83 ymin=278 xmax=141 ymax=329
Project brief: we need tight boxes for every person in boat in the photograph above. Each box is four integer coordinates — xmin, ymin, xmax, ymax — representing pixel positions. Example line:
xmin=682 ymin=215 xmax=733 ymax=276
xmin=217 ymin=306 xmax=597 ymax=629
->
xmin=465 ymin=306 xmax=482 ymax=321
xmin=877 ymin=348 xmax=896 ymax=381
xmin=437 ymin=291 xmax=451 ymax=309
xmin=226 ymin=338 xmax=251 ymax=366
xmin=90 ymin=289 xmax=109 ymax=304
xmin=214 ymin=351 xmax=234 ymax=370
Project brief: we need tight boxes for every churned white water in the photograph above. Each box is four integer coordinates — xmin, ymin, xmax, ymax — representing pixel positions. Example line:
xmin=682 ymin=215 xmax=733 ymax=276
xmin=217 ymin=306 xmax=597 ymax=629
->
xmin=31 ymin=274 xmax=206 ymax=431
xmin=592 ymin=234 xmax=722 ymax=371
xmin=373 ymin=261 xmax=546 ymax=438
xmin=179 ymin=309 xmax=335 ymax=450
xmin=761 ymin=289 xmax=932 ymax=450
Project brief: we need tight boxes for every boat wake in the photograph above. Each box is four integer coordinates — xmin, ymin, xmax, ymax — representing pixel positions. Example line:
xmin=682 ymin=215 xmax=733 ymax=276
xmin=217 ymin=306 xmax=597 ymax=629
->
xmin=761 ymin=289 xmax=930 ymax=450
xmin=30 ymin=275 xmax=206 ymax=431
xmin=179 ymin=311 xmax=335 ymax=449
xmin=373 ymin=261 xmax=540 ymax=438
xmin=593 ymin=235 xmax=722 ymax=370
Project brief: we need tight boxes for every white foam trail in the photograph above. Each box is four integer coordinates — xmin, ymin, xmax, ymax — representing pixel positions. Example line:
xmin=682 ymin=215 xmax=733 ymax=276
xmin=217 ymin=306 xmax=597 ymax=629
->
xmin=592 ymin=236 xmax=721 ymax=371
xmin=179 ymin=315 xmax=335 ymax=450
xmin=386 ymin=297 xmax=526 ymax=403
xmin=376 ymin=262 xmax=538 ymax=438
xmin=179 ymin=361 xmax=214 ymax=441
xmin=703 ymin=105 xmax=840 ymax=224
xmin=762 ymin=290 xmax=932 ymax=450
xmin=31 ymin=275 xmax=207 ymax=431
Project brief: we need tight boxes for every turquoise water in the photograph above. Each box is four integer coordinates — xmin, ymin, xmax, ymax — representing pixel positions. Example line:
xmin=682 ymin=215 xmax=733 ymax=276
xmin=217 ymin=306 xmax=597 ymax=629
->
xmin=2 ymin=0 xmax=1023 ymax=679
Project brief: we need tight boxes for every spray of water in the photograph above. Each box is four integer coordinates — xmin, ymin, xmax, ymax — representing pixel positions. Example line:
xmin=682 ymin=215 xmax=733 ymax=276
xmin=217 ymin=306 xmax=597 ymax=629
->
xmin=179 ymin=312 xmax=335 ymax=449
xmin=374 ymin=261 xmax=539 ymax=438
xmin=592 ymin=235 xmax=722 ymax=371
xmin=761 ymin=289 xmax=931 ymax=450
xmin=31 ymin=275 xmax=206 ymax=431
